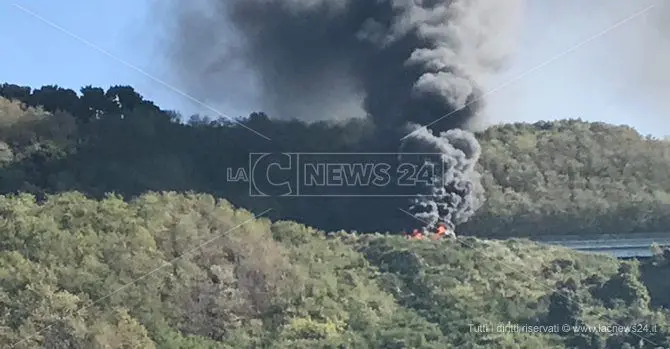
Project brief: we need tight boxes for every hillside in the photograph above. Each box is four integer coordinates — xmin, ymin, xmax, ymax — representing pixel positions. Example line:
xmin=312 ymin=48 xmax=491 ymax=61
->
xmin=2 ymin=83 xmax=670 ymax=237
xmin=468 ymin=122 xmax=670 ymax=237
xmin=1 ymin=191 xmax=669 ymax=348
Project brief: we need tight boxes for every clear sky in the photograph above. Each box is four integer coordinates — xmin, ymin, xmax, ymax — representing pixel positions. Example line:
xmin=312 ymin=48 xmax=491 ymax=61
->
xmin=0 ymin=1 xmax=180 ymax=106
xmin=1 ymin=0 xmax=667 ymax=136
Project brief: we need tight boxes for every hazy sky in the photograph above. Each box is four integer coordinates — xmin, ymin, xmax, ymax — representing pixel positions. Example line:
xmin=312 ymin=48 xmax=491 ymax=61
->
xmin=1 ymin=0 xmax=667 ymax=136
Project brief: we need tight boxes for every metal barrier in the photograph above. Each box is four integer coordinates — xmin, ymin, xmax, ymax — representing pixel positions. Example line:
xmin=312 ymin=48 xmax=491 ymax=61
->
xmin=529 ymin=232 xmax=670 ymax=258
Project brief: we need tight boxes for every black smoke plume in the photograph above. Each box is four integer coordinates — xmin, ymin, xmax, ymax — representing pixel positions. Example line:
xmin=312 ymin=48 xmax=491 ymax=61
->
xmin=159 ymin=0 xmax=524 ymax=231
xmin=401 ymin=125 xmax=484 ymax=232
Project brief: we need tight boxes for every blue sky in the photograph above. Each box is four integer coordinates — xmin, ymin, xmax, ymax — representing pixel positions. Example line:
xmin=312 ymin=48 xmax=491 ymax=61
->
xmin=0 ymin=1 xmax=185 ymax=111
xmin=487 ymin=0 xmax=667 ymax=137
xmin=1 ymin=0 xmax=667 ymax=136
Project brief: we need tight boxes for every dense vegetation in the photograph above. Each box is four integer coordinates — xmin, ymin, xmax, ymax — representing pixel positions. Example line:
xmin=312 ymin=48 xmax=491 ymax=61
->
xmin=2 ymin=83 xmax=670 ymax=348
xmin=2 ymin=83 xmax=670 ymax=237
xmin=1 ymin=192 xmax=670 ymax=348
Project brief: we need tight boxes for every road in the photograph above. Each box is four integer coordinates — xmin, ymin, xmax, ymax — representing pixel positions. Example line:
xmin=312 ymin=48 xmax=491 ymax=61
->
xmin=528 ymin=232 xmax=670 ymax=258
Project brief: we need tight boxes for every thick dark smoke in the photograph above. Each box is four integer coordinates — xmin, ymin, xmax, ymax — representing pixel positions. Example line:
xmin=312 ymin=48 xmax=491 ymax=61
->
xmin=401 ymin=125 xmax=484 ymax=232
xmin=159 ymin=0 xmax=524 ymax=231
xmin=162 ymin=0 xmax=524 ymax=129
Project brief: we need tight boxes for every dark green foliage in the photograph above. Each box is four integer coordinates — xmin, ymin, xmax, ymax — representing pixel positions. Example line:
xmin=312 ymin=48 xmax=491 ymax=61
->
xmin=3 ymin=83 xmax=670 ymax=236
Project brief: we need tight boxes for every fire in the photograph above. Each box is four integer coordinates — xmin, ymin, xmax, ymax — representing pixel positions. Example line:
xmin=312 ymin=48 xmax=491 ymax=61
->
xmin=405 ymin=223 xmax=454 ymax=240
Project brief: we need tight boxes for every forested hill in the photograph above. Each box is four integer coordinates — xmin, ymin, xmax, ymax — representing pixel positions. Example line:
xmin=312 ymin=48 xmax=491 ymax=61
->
xmin=2 ymin=82 xmax=670 ymax=237
xmin=2 ymin=192 xmax=670 ymax=348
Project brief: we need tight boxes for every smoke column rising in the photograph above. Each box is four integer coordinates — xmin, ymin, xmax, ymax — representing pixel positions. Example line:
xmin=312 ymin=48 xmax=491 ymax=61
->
xmin=162 ymin=0 xmax=525 ymax=129
xmin=401 ymin=125 xmax=484 ymax=231
xmin=159 ymin=0 xmax=525 ymax=230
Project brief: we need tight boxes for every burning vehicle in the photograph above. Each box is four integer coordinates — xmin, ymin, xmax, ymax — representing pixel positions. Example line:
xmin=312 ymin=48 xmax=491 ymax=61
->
xmin=405 ymin=223 xmax=455 ymax=241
